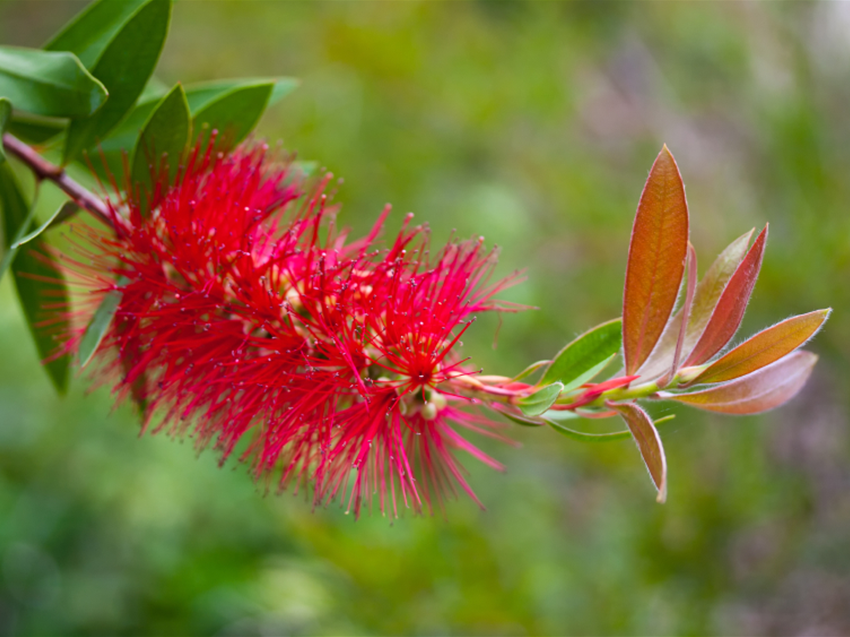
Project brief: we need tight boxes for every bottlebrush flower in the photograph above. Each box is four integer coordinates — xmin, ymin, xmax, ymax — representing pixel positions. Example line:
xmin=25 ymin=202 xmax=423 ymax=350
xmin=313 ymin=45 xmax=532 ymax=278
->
xmin=61 ymin=142 xmax=522 ymax=517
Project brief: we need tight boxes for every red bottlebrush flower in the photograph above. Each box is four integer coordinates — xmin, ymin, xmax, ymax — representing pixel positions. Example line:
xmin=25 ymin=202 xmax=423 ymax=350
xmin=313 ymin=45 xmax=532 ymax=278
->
xmin=62 ymin=142 xmax=522 ymax=517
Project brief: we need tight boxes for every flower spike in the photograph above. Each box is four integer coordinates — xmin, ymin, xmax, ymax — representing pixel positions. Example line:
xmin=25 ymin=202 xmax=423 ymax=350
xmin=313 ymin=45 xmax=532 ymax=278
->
xmin=60 ymin=141 xmax=523 ymax=518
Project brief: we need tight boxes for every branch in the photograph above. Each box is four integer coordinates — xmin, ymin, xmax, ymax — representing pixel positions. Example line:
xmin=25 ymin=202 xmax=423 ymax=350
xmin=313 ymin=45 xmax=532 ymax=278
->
xmin=2 ymin=133 xmax=113 ymax=229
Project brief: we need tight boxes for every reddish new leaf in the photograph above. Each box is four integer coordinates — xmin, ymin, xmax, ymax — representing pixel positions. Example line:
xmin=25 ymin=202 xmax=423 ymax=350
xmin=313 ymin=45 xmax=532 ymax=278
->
xmin=662 ymin=350 xmax=817 ymax=415
xmin=692 ymin=309 xmax=830 ymax=384
xmin=623 ymin=145 xmax=689 ymax=374
xmin=684 ymin=225 xmax=767 ymax=366
xmin=607 ymin=401 xmax=668 ymax=502
xmin=638 ymin=229 xmax=753 ymax=380
xmin=664 ymin=242 xmax=697 ymax=384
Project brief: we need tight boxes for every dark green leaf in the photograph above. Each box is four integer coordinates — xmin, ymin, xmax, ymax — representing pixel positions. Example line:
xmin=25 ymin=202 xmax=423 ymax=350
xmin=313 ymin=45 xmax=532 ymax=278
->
xmin=44 ymin=0 xmax=149 ymax=69
xmin=0 ymin=169 xmax=39 ymax=282
xmin=108 ymin=98 xmax=159 ymax=152
xmin=518 ymin=382 xmax=563 ymax=418
xmin=0 ymin=45 xmax=107 ymax=118
xmin=192 ymin=82 xmax=274 ymax=150
xmin=131 ymin=83 xmax=191 ymax=217
xmin=47 ymin=200 xmax=81 ymax=230
xmin=0 ymin=98 xmax=10 ymax=163
xmin=185 ymin=77 xmax=298 ymax=113
xmin=0 ymin=164 xmax=70 ymax=393
xmin=7 ymin=112 xmax=66 ymax=144
xmin=13 ymin=201 xmax=79 ymax=248
xmin=541 ymin=318 xmax=622 ymax=390
xmin=79 ymin=279 xmax=128 ymax=368
xmin=97 ymin=77 xmax=298 ymax=167
xmin=91 ymin=77 xmax=169 ymax=159
xmin=63 ymin=0 xmax=171 ymax=162
xmin=139 ymin=76 xmax=169 ymax=103
xmin=86 ymin=97 xmax=158 ymax=178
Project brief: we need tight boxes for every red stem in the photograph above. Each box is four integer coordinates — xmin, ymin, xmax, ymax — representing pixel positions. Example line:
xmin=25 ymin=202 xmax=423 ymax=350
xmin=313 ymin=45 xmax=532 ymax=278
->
xmin=2 ymin=133 xmax=113 ymax=229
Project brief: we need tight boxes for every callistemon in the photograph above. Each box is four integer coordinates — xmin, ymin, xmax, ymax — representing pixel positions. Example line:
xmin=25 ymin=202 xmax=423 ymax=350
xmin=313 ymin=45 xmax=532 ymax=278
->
xmin=53 ymin=143 xmax=829 ymax=515
xmin=63 ymin=142 xmax=524 ymax=516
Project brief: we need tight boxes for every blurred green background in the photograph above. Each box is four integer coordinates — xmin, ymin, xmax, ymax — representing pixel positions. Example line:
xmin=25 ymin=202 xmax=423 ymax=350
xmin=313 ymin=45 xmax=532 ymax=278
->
xmin=2 ymin=1 xmax=849 ymax=635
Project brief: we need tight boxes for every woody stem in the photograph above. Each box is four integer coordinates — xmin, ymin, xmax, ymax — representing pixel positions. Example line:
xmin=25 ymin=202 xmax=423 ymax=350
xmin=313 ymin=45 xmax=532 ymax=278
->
xmin=2 ymin=133 xmax=113 ymax=229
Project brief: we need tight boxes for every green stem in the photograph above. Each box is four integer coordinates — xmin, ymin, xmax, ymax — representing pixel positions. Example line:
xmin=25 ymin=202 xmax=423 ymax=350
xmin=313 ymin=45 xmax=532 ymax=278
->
xmin=549 ymin=379 xmax=660 ymax=411
xmin=600 ymin=379 xmax=661 ymax=403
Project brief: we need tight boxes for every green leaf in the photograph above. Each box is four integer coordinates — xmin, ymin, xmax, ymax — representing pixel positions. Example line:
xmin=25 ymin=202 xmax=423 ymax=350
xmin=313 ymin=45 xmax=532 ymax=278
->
xmin=131 ymin=83 xmax=191 ymax=217
xmin=139 ymin=76 xmax=170 ymax=103
xmin=63 ymin=0 xmax=171 ymax=163
xmin=0 ymin=45 xmax=107 ymax=118
xmin=0 ymin=164 xmax=70 ymax=393
xmin=566 ymin=354 xmax=617 ymax=393
xmin=544 ymin=414 xmax=676 ymax=444
xmin=79 ymin=279 xmax=128 ymax=368
xmin=0 ymin=176 xmax=39 ymax=283
xmin=110 ymin=98 xmax=159 ymax=151
xmin=46 ymin=200 xmax=81 ymax=230
xmin=6 ymin=112 xmax=66 ymax=144
xmin=185 ymin=77 xmax=299 ymax=113
xmin=86 ymin=77 xmax=298 ymax=171
xmin=499 ymin=411 xmax=543 ymax=427
xmin=90 ymin=76 xmax=176 ymax=169
xmin=541 ymin=318 xmax=622 ymax=391
xmin=192 ymin=82 xmax=274 ymax=150
xmin=539 ymin=409 xmax=581 ymax=422
xmin=518 ymin=382 xmax=563 ymax=418
xmin=546 ymin=419 xmax=632 ymax=443
xmin=0 ymin=98 xmax=10 ymax=163
xmin=511 ymin=359 xmax=549 ymax=383
xmin=85 ymin=98 xmax=158 ymax=178
xmin=12 ymin=201 xmax=79 ymax=248
xmin=44 ymin=0 xmax=150 ymax=69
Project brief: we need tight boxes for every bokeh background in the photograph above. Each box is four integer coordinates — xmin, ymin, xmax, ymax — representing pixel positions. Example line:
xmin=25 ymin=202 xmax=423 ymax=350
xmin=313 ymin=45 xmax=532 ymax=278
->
xmin=1 ymin=1 xmax=849 ymax=635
